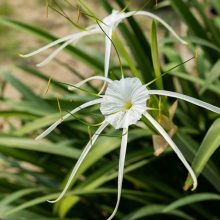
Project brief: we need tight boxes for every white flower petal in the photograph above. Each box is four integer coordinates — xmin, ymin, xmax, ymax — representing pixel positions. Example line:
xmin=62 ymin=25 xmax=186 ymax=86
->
xmin=36 ymin=29 xmax=99 ymax=67
xmin=20 ymin=34 xmax=78 ymax=57
xmin=35 ymin=98 xmax=103 ymax=140
xmin=107 ymin=128 xmax=128 ymax=220
xmin=149 ymin=90 xmax=220 ymax=114
xmin=48 ymin=121 xmax=109 ymax=203
xmin=101 ymin=10 xmax=187 ymax=45
xmin=36 ymin=38 xmax=75 ymax=67
xmin=144 ymin=111 xmax=198 ymax=190
xmin=124 ymin=11 xmax=187 ymax=45
xmin=21 ymin=28 xmax=100 ymax=66
xmin=20 ymin=27 xmax=98 ymax=57
xmin=101 ymin=9 xmax=122 ymax=78
xmin=101 ymin=10 xmax=126 ymax=30
xmin=68 ymin=76 xmax=112 ymax=91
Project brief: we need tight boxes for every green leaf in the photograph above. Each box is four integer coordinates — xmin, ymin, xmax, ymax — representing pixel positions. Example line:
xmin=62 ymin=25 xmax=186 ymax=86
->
xmin=184 ymin=118 xmax=220 ymax=190
xmin=168 ymin=71 xmax=220 ymax=95
xmin=0 ymin=136 xmax=81 ymax=159
xmin=151 ymin=20 xmax=163 ymax=89
xmin=122 ymin=204 xmax=194 ymax=220
xmin=0 ymin=188 xmax=43 ymax=207
xmin=200 ymin=59 xmax=220 ymax=95
xmin=163 ymin=193 xmax=220 ymax=212
xmin=2 ymin=99 xmax=53 ymax=116
xmin=0 ymin=172 xmax=34 ymax=187
xmin=112 ymin=34 xmax=143 ymax=80
xmin=162 ymin=36 xmax=220 ymax=53
xmin=175 ymin=132 xmax=220 ymax=193
xmin=16 ymin=64 xmax=67 ymax=91
xmin=3 ymin=194 xmax=58 ymax=217
xmin=0 ymin=111 xmax=37 ymax=120
xmin=0 ymin=69 xmax=52 ymax=112
xmin=4 ymin=188 xmax=158 ymax=218
xmin=12 ymin=112 xmax=64 ymax=136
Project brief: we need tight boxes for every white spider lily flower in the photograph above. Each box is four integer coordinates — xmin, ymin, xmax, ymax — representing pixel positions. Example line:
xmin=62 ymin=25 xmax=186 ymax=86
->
xmin=36 ymin=77 xmax=220 ymax=220
xmin=21 ymin=9 xmax=187 ymax=78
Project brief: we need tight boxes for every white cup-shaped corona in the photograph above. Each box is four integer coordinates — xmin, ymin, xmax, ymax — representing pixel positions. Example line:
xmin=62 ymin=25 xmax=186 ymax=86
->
xmin=100 ymin=77 xmax=149 ymax=129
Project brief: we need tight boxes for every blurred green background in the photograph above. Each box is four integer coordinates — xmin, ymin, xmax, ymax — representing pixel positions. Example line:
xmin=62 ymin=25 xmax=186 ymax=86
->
xmin=0 ymin=0 xmax=220 ymax=219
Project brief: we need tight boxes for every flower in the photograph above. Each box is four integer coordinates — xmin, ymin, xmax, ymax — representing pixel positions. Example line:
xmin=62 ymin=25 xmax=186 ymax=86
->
xmin=36 ymin=76 xmax=220 ymax=220
xmin=21 ymin=9 xmax=187 ymax=78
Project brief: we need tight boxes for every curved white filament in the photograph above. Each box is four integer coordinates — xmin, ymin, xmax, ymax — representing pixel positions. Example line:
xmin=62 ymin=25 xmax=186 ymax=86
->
xmin=124 ymin=11 xmax=188 ymax=45
xmin=149 ymin=90 xmax=220 ymax=114
xmin=21 ymin=28 xmax=99 ymax=65
xmin=36 ymin=29 xmax=99 ymax=67
xmin=35 ymin=98 xmax=103 ymax=140
xmin=36 ymin=37 xmax=77 ymax=67
xmin=68 ymin=76 xmax=112 ymax=91
xmin=144 ymin=111 xmax=198 ymax=190
xmin=48 ymin=121 xmax=109 ymax=203
xmin=107 ymin=128 xmax=128 ymax=220
xmin=20 ymin=34 xmax=78 ymax=57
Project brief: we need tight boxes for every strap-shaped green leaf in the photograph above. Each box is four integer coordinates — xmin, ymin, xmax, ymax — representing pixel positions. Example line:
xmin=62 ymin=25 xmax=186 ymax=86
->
xmin=163 ymin=193 xmax=220 ymax=212
xmin=151 ymin=20 xmax=163 ymax=89
xmin=0 ymin=69 xmax=51 ymax=110
xmin=122 ymin=204 xmax=194 ymax=220
xmin=184 ymin=118 xmax=220 ymax=190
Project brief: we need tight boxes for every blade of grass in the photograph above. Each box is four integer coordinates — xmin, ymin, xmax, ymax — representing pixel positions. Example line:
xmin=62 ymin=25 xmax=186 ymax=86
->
xmin=151 ymin=20 xmax=163 ymax=89
xmin=16 ymin=64 xmax=67 ymax=91
xmin=0 ymin=188 xmax=44 ymax=206
xmin=0 ymin=136 xmax=81 ymax=159
xmin=162 ymin=36 xmax=220 ymax=53
xmin=163 ymin=193 xmax=220 ymax=212
xmin=200 ymin=59 xmax=220 ymax=95
xmin=0 ymin=69 xmax=52 ymax=111
xmin=122 ymin=204 xmax=194 ymax=220
xmin=167 ymin=71 xmax=220 ymax=95
xmin=112 ymin=34 xmax=143 ymax=80
xmin=175 ymin=132 xmax=220 ymax=193
xmin=184 ymin=118 xmax=220 ymax=190
xmin=1 ymin=99 xmax=55 ymax=116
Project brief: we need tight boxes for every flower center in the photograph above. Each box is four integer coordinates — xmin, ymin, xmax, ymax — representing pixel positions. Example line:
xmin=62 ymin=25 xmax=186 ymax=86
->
xmin=124 ymin=100 xmax=133 ymax=110
xmin=100 ymin=77 xmax=150 ymax=129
